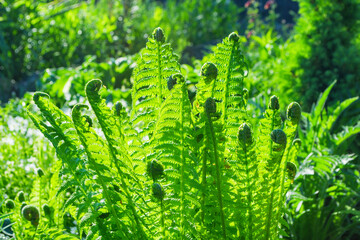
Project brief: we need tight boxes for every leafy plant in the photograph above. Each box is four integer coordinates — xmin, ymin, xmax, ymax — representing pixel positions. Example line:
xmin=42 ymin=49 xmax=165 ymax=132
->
xmin=284 ymin=81 xmax=360 ymax=240
xmin=273 ymin=0 xmax=360 ymax=109
xmin=299 ymin=81 xmax=360 ymax=156
xmin=9 ymin=27 xmax=303 ymax=239
xmin=285 ymin=153 xmax=360 ymax=240
xmin=0 ymin=96 xmax=56 ymax=201
xmin=38 ymin=55 xmax=134 ymax=107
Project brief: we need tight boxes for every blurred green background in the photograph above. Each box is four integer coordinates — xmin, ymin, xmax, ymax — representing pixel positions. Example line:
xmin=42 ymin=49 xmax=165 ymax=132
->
xmin=1 ymin=0 xmax=360 ymax=239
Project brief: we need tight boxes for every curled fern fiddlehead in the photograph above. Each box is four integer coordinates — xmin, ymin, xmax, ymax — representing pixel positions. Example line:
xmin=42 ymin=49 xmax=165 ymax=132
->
xmin=205 ymin=97 xmax=217 ymax=114
xmin=42 ymin=204 xmax=51 ymax=217
xmin=36 ymin=168 xmax=44 ymax=177
xmin=147 ymin=160 xmax=164 ymax=181
xmin=5 ymin=199 xmax=15 ymax=209
xmin=152 ymin=27 xmax=165 ymax=43
xmin=22 ymin=205 xmax=40 ymax=227
xmin=287 ymin=102 xmax=301 ymax=124
xmin=269 ymin=95 xmax=280 ymax=110
xmin=286 ymin=162 xmax=297 ymax=183
xmin=201 ymin=62 xmax=218 ymax=83
xmin=167 ymin=73 xmax=184 ymax=91
xmin=228 ymin=32 xmax=240 ymax=42
xmin=17 ymin=191 xmax=25 ymax=202
xmin=114 ymin=101 xmax=123 ymax=116
xmin=33 ymin=92 xmax=50 ymax=102
xmin=292 ymin=138 xmax=301 ymax=147
xmin=238 ymin=122 xmax=253 ymax=146
xmin=270 ymin=129 xmax=287 ymax=146
xmin=152 ymin=183 xmax=165 ymax=201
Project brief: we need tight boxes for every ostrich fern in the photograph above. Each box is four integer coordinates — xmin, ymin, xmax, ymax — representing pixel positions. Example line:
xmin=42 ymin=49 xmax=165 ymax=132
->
xmin=25 ymin=27 xmax=301 ymax=239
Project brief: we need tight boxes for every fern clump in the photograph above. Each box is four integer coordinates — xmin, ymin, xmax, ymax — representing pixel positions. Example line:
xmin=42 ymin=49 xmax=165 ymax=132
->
xmin=26 ymin=27 xmax=302 ymax=239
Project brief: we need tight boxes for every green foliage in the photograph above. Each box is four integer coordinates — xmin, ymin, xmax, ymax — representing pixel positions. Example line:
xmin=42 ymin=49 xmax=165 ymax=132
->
xmin=274 ymin=0 xmax=360 ymax=109
xmin=0 ymin=0 xmax=126 ymax=101
xmin=0 ymin=0 xmax=242 ymax=104
xmin=285 ymin=154 xmax=360 ymax=240
xmin=0 ymin=96 xmax=56 ymax=203
xmin=39 ymin=55 xmax=134 ymax=106
xmin=161 ymin=0 xmax=240 ymax=53
xmin=14 ymin=28 xmax=302 ymax=239
xmin=299 ymin=81 xmax=360 ymax=156
xmin=284 ymin=82 xmax=360 ymax=240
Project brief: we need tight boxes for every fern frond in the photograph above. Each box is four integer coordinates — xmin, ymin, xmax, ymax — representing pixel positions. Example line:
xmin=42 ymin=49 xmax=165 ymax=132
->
xmin=233 ymin=123 xmax=259 ymax=240
xmin=193 ymin=33 xmax=248 ymax=162
xmin=256 ymin=96 xmax=282 ymax=173
xmin=131 ymin=27 xmax=180 ymax=143
xmin=203 ymin=98 xmax=227 ymax=239
xmin=85 ymin=80 xmax=137 ymax=173
xmin=48 ymin=161 xmax=65 ymax=228
xmin=149 ymin=74 xmax=198 ymax=239
xmin=71 ymin=103 xmax=147 ymax=238
xmin=28 ymin=93 xmax=83 ymax=171
xmin=28 ymin=94 xmax=105 ymax=237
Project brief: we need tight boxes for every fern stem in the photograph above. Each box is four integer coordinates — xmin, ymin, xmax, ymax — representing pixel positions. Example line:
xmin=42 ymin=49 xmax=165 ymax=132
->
xmin=200 ymin=148 xmax=207 ymax=225
xmin=243 ymin=146 xmax=253 ymax=240
xmin=275 ymin=143 xmax=293 ymax=230
xmin=264 ymin=182 xmax=276 ymax=240
xmin=264 ymin=110 xmax=279 ymax=240
xmin=111 ymin=154 xmax=147 ymax=236
xmin=269 ymin=110 xmax=276 ymax=156
xmin=279 ymin=145 xmax=292 ymax=199
xmin=157 ymin=41 xmax=163 ymax=105
xmin=30 ymin=225 xmax=38 ymax=240
xmin=39 ymin=178 xmax=42 ymax=217
xmin=206 ymin=112 xmax=227 ymax=239
xmin=161 ymin=200 xmax=165 ymax=239
xmin=91 ymin=164 xmax=125 ymax=235
xmin=180 ymin=84 xmax=185 ymax=239
xmin=264 ymin=165 xmax=281 ymax=240
xmin=222 ymin=40 xmax=236 ymax=122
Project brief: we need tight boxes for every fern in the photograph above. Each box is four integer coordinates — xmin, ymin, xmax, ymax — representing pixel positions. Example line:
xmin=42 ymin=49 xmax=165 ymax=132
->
xmin=203 ymin=97 xmax=227 ymax=239
xmin=235 ymin=123 xmax=258 ymax=240
xmin=300 ymin=80 xmax=360 ymax=155
xmin=24 ymin=27 xmax=302 ymax=240
xmin=150 ymin=73 xmax=198 ymax=239
xmin=131 ymin=27 xmax=180 ymax=144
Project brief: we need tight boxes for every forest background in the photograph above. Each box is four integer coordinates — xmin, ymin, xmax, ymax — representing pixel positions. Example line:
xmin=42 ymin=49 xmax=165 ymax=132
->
xmin=1 ymin=0 xmax=360 ymax=239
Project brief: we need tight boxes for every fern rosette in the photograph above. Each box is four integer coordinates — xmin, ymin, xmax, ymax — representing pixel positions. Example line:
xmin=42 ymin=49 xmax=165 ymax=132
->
xmin=25 ymin=27 xmax=303 ymax=240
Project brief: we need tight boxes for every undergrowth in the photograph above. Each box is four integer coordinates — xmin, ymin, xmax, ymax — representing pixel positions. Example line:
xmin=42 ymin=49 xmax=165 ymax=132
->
xmin=2 ymin=28 xmax=302 ymax=240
